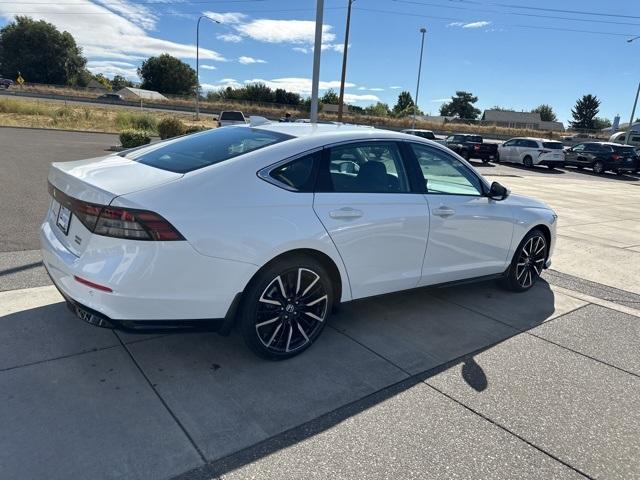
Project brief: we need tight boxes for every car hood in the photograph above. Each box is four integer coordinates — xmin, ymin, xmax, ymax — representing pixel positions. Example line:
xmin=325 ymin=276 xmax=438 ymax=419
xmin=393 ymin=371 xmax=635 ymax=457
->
xmin=503 ymin=193 xmax=553 ymax=211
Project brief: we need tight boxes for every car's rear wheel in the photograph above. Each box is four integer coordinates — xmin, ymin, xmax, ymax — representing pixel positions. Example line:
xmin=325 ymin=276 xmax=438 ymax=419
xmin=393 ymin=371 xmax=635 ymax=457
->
xmin=501 ymin=229 xmax=547 ymax=292
xmin=239 ymin=256 xmax=333 ymax=359
xmin=523 ymin=156 xmax=533 ymax=168
xmin=593 ymin=161 xmax=605 ymax=174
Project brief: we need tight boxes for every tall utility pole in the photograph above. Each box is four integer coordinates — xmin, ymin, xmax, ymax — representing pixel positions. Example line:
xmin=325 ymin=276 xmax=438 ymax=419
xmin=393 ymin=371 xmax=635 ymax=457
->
xmin=625 ymin=36 xmax=639 ymax=144
xmin=310 ymin=0 xmax=325 ymax=123
xmin=337 ymin=0 xmax=354 ymax=122
xmin=195 ymin=15 xmax=220 ymax=120
xmin=412 ymin=27 xmax=427 ymax=129
xmin=625 ymin=82 xmax=640 ymax=145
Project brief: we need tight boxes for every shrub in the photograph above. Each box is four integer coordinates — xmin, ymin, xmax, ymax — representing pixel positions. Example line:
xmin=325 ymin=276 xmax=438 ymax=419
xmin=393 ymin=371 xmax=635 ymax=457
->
xmin=119 ymin=129 xmax=151 ymax=148
xmin=158 ymin=117 xmax=186 ymax=139
xmin=115 ymin=111 xmax=158 ymax=132
xmin=185 ymin=125 xmax=209 ymax=135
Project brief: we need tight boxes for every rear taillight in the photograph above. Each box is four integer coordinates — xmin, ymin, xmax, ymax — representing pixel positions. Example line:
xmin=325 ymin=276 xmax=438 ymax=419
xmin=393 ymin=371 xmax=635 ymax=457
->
xmin=474 ymin=144 xmax=480 ymax=151
xmin=537 ymin=149 xmax=550 ymax=157
xmin=49 ymin=183 xmax=184 ymax=241
xmin=611 ymin=154 xmax=622 ymax=161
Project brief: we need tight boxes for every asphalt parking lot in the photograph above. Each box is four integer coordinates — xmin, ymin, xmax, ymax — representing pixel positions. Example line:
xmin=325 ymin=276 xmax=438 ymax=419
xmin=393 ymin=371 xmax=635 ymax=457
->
xmin=1 ymin=126 xmax=639 ymax=480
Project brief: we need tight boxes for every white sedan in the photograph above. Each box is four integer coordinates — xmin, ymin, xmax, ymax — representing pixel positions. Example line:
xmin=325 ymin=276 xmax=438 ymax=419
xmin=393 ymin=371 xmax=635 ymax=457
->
xmin=41 ymin=122 xmax=557 ymax=359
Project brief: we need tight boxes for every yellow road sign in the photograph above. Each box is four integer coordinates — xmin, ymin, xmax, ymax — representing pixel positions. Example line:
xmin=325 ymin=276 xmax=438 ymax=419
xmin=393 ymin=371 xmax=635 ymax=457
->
xmin=16 ymin=75 xmax=24 ymax=85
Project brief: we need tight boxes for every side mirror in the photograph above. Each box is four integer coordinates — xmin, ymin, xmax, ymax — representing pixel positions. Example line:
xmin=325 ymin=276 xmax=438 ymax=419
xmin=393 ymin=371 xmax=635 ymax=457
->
xmin=488 ymin=181 xmax=509 ymax=200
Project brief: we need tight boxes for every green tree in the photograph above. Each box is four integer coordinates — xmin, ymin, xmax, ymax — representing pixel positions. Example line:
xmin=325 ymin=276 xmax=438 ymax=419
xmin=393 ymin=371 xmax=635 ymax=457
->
xmin=592 ymin=117 xmax=611 ymax=130
xmin=570 ymin=94 xmax=601 ymax=130
xmin=138 ymin=54 xmax=197 ymax=95
xmin=439 ymin=91 xmax=481 ymax=119
xmin=321 ymin=89 xmax=340 ymax=104
xmin=393 ymin=91 xmax=415 ymax=115
xmin=0 ymin=16 xmax=87 ymax=85
xmin=91 ymin=73 xmax=112 ymax=90
xmin=111 ymin=74 xmax=134 ymax=91
xmin=242 ymin=82 xmax=275 ymax=102
xmin=532 ymin=104 xmax=557 ymax=122
xmin=274 ymin=88 xmax=302 ymax=105
xmin=364 ymin=102 xmax=391 ymax=116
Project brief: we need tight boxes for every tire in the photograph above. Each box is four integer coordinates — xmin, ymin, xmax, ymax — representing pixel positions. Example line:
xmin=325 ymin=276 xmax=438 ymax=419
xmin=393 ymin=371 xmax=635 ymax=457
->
xmin=616 ymin=170 xmax=623 ymax=176
xmin=495 ymin=152 xmax=501 ymax=163
xmin=501 ymin=229 xmax=548 ymax=292
xmin=523 ymin=156 xmax=533 ymax=168
xmin=482 ymin=157 xmax=490 ymax=164
xmin=576 ymin=165 xmax=584 ymax=170
xmin=463 ymin=150 xmax=470 ymax=161
xmin=547 ymin=164 xmax=555 ymax=169
xmin=238 ymin=256 xmax=334 ymax=359
xmin=593 ymin=161 xmax=605 ymax=174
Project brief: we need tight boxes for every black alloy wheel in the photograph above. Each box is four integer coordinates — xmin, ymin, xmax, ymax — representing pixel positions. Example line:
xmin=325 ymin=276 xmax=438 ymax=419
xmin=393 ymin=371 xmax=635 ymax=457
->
xmin=502 ymin=229 xmax=547 ymax=292
xmin=239 ymin=257 xmax=333 ymax=359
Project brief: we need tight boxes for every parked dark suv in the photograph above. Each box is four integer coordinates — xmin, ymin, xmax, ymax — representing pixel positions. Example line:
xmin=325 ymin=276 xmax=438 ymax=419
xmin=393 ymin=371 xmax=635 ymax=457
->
xmin=564 ymin=142 xmax=638 ymax=175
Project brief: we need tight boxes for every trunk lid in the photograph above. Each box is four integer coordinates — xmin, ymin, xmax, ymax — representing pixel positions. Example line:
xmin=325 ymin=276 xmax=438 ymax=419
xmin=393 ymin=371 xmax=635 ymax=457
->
xmin=46 ymin=155 xmax=182 ymax=256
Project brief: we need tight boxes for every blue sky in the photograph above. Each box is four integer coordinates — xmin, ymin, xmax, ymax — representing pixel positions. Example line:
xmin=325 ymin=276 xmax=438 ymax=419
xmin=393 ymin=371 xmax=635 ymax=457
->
xmin=1 ymin=0 xmax=639 ymax=124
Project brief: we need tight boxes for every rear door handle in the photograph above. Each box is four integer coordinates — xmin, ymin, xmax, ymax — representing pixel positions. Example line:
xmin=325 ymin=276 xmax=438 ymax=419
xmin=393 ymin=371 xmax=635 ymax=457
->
xmin=433 ymin=206 xmax=455 ymax=218
xmin=329 ymin=207 xmax=364 ymax=219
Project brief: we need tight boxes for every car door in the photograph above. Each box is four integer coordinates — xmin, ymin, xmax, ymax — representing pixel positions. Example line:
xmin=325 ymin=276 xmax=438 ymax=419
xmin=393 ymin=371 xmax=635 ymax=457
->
xmin=313 ymin=141 xmax=429 ymax=299
xmin=566 ymin=143 xmax=585 ymax=166
xmin=499 ymin=139 xmax=517 ymax=162
xmin=406 ymin=143 xmax=515 ymax=286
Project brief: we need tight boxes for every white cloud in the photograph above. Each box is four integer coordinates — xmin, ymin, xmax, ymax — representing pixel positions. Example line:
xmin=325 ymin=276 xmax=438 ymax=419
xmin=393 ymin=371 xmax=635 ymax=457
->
xmin=293 ymin=47 xmax=309 ymax=54
xmin=448 ymin=20 xmax=491 ymax=29
xmin=243 ymin=78 xmax=355 ymax=95
xmin=204 ymin=11 xmax=336 ymax=46
xmin=87 ymin=60 xmax=138 ymax=79
xmin=238 ymin=56 xmax=267 ymax=65
xmin=322 ymin=43 xmax=344 ymax=53
xmin=0 ymin=1 xmax=225 ymax=66
xmin=217 ymin=33 xmax=243 ymax=43
xmin=430 ymin=98 xmax=449 ymax=103
xmin=204 ymin=12 xmax=247 ymax=24
xmin=389 ymin=86 xmax=403 ymax=90
xmin=201 ymin=78 xmax=242 ymax=90
xmin=200 ymin=65 xmax=217 ymax=70
xmin=343 ymin=93 xmax=380 ymax=104
xmin=358 ymin=86 xmax=384 ymax=92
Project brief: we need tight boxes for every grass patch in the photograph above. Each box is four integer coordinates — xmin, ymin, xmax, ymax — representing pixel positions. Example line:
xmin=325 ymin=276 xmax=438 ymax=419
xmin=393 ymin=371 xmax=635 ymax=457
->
xmin=0 ymin=97 xmax=217 ymax=134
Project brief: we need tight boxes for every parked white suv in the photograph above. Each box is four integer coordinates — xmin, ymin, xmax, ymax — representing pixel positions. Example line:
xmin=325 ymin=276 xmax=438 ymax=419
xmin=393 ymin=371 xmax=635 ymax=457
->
xmin=497 ymin=137 xmax=565 ymax=169
xmin=218 ymin=111 xmax=247 ymax=127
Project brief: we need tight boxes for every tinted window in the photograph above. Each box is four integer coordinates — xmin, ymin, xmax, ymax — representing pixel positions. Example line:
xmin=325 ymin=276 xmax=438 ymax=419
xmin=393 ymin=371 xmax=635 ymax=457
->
xmin=269 ymin=152 xmax=318 ymax=191
xmin=522 ymin=140 xmax=539 ymax=148
xmin=326 ymin=143 xmax=409 ymax=193
xmin=468 ymin=136 xmax=482 ymax=143
xmin=220 ymin=111 xmax=245 ymax=121
xmin=417 ymin=131 xmax=436 ymax=140
xmin=126 ymin=127 xmax=292 ymax=173
xmin=611 ymin=145 xmax=636 ymax=154
xmin=542 ymin=142 xmax=563 ymax=150
xmin=410 ymin=144 xmax=483 ymax=196
xmin=572 ymin=144 xmax=585 ymax=152
xmin=502 ymin=139 xmax=517 ymax=147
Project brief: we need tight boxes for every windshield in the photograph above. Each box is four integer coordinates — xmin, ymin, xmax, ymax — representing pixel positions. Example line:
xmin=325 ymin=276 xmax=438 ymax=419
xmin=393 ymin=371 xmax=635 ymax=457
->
xmin=220 ymin=111 xmax=245 ymax=121
xmin=542 ymin=142 xmax=563 ymax=150
xmin=123 ymin=127 xmax=292 ymax=173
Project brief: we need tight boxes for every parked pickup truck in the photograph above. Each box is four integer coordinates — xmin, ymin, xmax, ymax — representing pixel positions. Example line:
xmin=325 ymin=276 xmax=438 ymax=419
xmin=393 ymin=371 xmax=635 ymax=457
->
xmin=444 ymin=134 xmax=498 ymax=163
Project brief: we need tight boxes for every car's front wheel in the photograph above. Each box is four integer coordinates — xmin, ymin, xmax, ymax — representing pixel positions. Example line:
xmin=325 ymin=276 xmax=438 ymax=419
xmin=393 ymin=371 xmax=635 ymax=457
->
xmin=239 ymin=256 xmax=333 ymax=359
xmin=523 ymin=156 xmax=533 ymax=168
xmin=502 ymin=229 xmax=547 ymax=292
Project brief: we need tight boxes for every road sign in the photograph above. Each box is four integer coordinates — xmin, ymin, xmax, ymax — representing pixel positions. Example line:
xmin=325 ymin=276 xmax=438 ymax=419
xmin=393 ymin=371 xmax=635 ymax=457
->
xmin=16 ymin=75 xmax=24 ymax=85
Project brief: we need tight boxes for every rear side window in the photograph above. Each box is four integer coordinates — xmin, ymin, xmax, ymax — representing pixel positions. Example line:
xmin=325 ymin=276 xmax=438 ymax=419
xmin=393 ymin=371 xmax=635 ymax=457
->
xmin=542 ymin=142 xmax=563 ymax=150
xmin=268 ymin=152 xmax=319 ymax=191
xmin=418 ymin=131 xmax=436 ymax=140
xmin=220 ymin=111 xmax=245 ymax=121
xmin=468 ymin=136 xmax=482 ymax=143
xmin=611 ymin=145 xmax=636 ymax=154
xmin=522 ymin=140 xmax=539 ymax=148
xmin=125 ymin=128 xmax=292 ymax=173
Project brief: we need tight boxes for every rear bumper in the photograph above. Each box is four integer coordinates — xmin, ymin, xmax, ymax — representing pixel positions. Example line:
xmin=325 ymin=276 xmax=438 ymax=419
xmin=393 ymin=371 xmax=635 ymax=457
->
xmin=40 ymin=220 xmax=257 ymax=323
xmin=535 ymin=158 xmax=565 ymax=166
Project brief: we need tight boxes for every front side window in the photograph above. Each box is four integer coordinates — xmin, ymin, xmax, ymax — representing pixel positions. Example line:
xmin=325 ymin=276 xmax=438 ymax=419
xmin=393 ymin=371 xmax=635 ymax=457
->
xmin=268 ymin=152 xmax=318 ymax=191
xmin=502 ymin=139 xmax=518 ymax=147
xmin=326 ymin=143 xmax=410 ymax=193
xmin=573 ymin=144 xmax=585 ymax=152
xmin=410 ymin=144 xmax=483 ymax=196
xmin=125 ymin=127 xmax=292 ymax=173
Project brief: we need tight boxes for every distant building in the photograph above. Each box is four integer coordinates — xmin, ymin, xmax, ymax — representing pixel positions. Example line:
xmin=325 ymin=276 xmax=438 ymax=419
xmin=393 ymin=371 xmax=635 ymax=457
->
xmin=116 ymin=87 xmax=167 ymax=101
xmin=482 ymin=109 xmax=564 ymax=131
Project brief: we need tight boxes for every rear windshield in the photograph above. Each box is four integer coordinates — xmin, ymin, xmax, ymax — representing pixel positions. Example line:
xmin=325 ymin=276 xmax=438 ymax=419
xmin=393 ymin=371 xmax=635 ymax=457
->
xmin=542 ymin=142 xmax=563 ymax=150
xmin=466 ymin=135 xmax=482 ymax=143
xmin=124 ymin=127 xmax=292 ymax=173
xmin=611 ymin=145 xmax=636 ymax=154
xmin=417 ymin=131 xmax=436 ymax=139
xmin=220 ymin=111 xmax=245 ymax=121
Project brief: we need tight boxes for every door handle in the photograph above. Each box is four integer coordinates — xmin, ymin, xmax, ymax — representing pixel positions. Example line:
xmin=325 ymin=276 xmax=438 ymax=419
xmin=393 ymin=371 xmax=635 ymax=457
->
xmin=329 ymin=207 xmax=364 ymax=219
xmin=433 ymin=206 xmax=455 ymax=218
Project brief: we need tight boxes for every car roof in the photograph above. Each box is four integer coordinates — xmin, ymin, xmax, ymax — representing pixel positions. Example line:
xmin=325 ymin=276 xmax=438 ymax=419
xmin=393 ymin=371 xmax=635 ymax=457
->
xmin=402 ymin=128 xmax=433 ymax=132
xmin=512 ymin=137 xmax=560 ymax=142
xmin=252 ymin=122 xmax=378 ymax=139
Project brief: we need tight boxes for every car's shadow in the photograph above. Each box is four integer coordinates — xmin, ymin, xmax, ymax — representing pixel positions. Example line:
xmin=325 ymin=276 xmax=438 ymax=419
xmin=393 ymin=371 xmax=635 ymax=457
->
xmin=493 ymin=162 xmax=567 ymax=174
xmin=2 ymin=278 xmax=564 ymax=478
xmin=562 ymin=165 xmax=639 ymax=181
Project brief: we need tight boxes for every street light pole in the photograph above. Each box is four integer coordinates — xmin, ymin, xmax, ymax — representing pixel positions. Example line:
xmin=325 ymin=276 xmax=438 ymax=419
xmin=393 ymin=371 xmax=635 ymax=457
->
xmin=337 ymin=0 xmax=354 ymax=122
xmin=310 ymin=0 xmax=325 ymax=123
xmin=625 ymin=35 xmax=640 ymax=144
xmin=196 ymin=15 xmax=220 ymax=121
xmin=412 ymin=27 xmax=427 ymax=129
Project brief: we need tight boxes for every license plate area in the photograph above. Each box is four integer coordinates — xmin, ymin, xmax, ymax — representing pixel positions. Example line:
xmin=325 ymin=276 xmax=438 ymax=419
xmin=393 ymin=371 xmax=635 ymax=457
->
xmin=52 ymin=199 xmax=72 ymax=235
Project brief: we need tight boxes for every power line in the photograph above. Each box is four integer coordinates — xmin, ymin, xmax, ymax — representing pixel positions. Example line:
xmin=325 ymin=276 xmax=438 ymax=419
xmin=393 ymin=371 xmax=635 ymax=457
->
xmin=392 ymin=0 xmax=640 ymax=28
xmin=355 ymin=7 xmax=638 ymax=38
